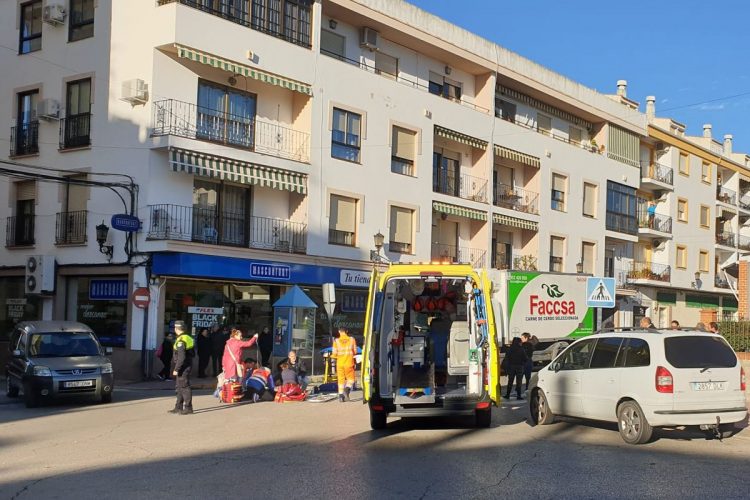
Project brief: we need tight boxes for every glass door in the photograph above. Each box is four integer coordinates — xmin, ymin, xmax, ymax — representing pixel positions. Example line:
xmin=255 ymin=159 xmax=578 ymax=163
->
xmin=197 ymin=81 xmax=227 ymax=143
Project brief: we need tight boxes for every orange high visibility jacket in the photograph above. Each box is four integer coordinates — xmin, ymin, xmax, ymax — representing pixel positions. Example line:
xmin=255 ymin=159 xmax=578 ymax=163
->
xmin=332 ymin=333 xmax=357 ymax=368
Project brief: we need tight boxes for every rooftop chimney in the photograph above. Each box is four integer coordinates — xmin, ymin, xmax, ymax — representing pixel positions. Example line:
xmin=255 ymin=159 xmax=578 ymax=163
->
xmin=616 ymin=80 xmax=628 ymax=97
xmin=724 ymin=134 xmax=733 ymax=155
xmin=646 ymin=96 xmax=656 ymax=121
xmin=703 ymin=124 xmax=712 ymax=139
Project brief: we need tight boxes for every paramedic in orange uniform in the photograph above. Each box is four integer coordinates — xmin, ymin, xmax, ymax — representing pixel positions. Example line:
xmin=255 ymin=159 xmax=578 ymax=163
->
xmin=332 ymin=327 xmax=357 ymax=402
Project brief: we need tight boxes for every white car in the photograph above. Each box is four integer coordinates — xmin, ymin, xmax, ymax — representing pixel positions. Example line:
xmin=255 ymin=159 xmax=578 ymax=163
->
xmin=528 ymin=328 xmax=747 ymax=444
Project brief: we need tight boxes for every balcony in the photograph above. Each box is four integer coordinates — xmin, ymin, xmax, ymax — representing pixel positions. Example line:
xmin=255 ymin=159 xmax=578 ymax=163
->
xmin=10 ymin=121 xmax=39 ymax=157
xmin=637 ymin=211 xmax=672 ymax=237
xmin=328 ymin=228 xmax=355 ymax=247
xmin=717 ymin=186 xmax=737 ymax=206
xmin=433 ymin=171 xmax=488 ymax=203
xmin=431 ymin=243 xmax=486 ymax=267
xmin=493 ymin=184 xmax=539 ymax=215
xmin=606 ymin=211 xmax=637 ymax=236
xmin=59 ymin=113 xmax=91 ymax=150
xmin=152 ymin=99 xmax=310 ymax=163
xmin=716 ymin=232 xmax=736 ymax=248
xmin=626 ymin=261 xmax=671 ymax=284
xmin=6 ymin=215 xmax=35 ymax=247
xmin=147 ymin=204 xmax=306 ymax=253
xmin=55 ymin=211 xmax=87 ymax=245
xmin=640 ymin=161 xmax=674 ymax=189
xmin=715 ymin=275 xmax=731 ymax=289
xmin=513 ymin=255 xmax=538 ymax=271
xmin=739 ymin=235 xmax=750 ymax=252
xmin=157 ymin=0 xmax=312 ymax=48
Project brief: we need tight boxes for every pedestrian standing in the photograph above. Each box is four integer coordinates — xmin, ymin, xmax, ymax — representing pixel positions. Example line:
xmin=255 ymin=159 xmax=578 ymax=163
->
xmin=670 ymin=320 xmax=680 ymax=330
xmin=196 ymin=327 xmax=211 ymax=378
xmin=504 ymin=337 xmax=527 ymax=400
xmin=157 ymin=332 xmax=174 ymax=380
xmin=708 ymin=321 xmax=720 ymax=335
xmin=332 ymin=327 xmax=357 ymax=402
xmin=169 ymin=321 xmax=195 ymax=415
xmin=210 ymin=323 xmax=225 ymax=377
xmin=258 ymin=326 xmax=273 ymax=367
xmin=521 ymin=332 xmax=535 ymax=391
xmin=647 ymin=200 xmax=656 ymax=229
xmin=640 ymin=317 xmax=655 ymax=329
xmin=222 ymin=327 xmax=259 ymax=382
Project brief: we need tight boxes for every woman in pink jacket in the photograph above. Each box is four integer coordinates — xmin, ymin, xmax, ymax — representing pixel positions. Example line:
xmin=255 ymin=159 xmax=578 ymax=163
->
xmin=222 ymin=328 xmax=258 ymax=381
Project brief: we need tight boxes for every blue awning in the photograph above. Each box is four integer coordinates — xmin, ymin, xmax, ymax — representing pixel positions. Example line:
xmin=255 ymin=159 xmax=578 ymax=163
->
xmin=273 ymin=285 xmax=317 ymax=309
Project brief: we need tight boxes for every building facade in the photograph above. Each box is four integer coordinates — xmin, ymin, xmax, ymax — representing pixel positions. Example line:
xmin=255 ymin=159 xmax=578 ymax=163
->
xmin=0 ymin=0 xmax=743 ymax=378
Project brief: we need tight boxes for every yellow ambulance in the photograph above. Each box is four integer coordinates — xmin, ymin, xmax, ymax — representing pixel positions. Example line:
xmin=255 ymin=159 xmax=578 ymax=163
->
xmin=361 ymin=263 xmax=500 ymax=429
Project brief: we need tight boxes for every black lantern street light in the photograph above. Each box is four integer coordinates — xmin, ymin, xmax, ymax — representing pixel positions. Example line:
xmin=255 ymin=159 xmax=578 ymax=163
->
xmin=576 ymin=262 xmax=584 ymax=274
xmin=96 ymin=221 xmax=114 ymax=261
xmin=370 ymin=231 xmax=388 ymax=265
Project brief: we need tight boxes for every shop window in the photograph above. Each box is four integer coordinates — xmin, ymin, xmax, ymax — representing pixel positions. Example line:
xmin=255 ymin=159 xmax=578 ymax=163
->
xmin=164 ymin=280 xmax=228 ymax=336
xmin=391 ymin=126 xmax=416 ymax=176
xmin=72 ymin=277 xmax=128 ymax=347
xmin=329 ymin=194 xmax=357 ymax=246
xmin=331 ymin=108 xmax=361 ymax=162
xmin=0 ymin=277 xmax=42 ymax=340
xmin=69 ymin=0 xmax=95 ymax=42
xmin=389 ymin=206 xmax=414 ymax=254
xmin=19 ymin=1 xmax=42 ymax=54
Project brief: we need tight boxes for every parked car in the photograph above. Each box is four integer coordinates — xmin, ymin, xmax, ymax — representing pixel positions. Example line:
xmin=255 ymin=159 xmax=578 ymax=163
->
xmin=528 ymin=328 xmax=747 ymax=444
xmin=5 ymin=321 xmax=114 ymax=407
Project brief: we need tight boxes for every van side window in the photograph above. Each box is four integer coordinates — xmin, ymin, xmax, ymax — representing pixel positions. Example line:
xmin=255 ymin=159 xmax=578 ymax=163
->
xmin=15 ymin=330 xmax=26 ymax=351
xmin=559 ymin=338 xmax=596 ymax=370
xmin=616 ymin=338 xmax=650 ymax=367
xmin=589 ymin=337 xmax=623 ymax=368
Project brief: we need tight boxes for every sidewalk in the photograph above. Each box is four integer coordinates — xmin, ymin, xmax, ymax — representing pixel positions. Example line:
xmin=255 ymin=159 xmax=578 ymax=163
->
xmin=120 ymin=374 xmax=331 ymax=391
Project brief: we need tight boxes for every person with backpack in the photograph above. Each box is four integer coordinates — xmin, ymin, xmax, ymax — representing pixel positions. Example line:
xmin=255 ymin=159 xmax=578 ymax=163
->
xmin=169 ymin=322 xmax=195 ymax=415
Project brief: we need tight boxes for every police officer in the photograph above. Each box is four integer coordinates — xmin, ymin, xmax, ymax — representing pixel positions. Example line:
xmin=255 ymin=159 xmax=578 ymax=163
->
xmin=169 ymin=321 xmax=195 ymax=415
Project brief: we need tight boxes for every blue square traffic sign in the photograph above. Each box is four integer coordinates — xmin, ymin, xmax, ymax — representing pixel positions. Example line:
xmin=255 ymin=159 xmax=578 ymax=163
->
xmin=586 ymin=277 xmax=616 ymax=308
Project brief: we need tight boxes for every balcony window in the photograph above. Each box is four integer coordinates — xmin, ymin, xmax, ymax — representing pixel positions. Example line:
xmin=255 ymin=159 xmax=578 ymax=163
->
xmin=320 ymin=29 xmax=345 ymax=59
xmin=391 ymin=126 xmax=416 ymax=176
xmin=606 ymin=181 xmax=637 ymax=234
xmin=61 ymin=78 xmax=92 ymax=149
xmin=492 ymin=240 xmax=512 ymax=269
xmin=196 ymin=80 xmax=256 ymax=149
xmin=19 ymin=1 xmax=42 ymax=54
xmin=550 ymin=236 xmax=564 ymax=272
xmin=12 ymin=90 xmax=39 ymax=157
xmin=329 ymin=194 xmax=357 ymax=246
xmin=429 ymin=72 xmax=462 ymax=102
xmin=192 ymin=180 xmax=249 ymax=246
xmin=433 ymin=151 xmax=460 ymax=197
xmin=495 ymin=99 xmax=516 ymax=123
xmin=331 ymin=108 xmax=361 ymax=162
xmin=551 ymin=173 xmax=566 ymax=212
xmin=8 ymin=181 xmax=36 ymax=247
xmin=375 ymin=51 xmax=398 ymax=80
xmin=69 ymin=0 xmax=95 ymax=42
xmin=249 ymin=0 xmax=312 ymax=47
xmin=537 ymin=114 xmax=552 ymax=137
xmin=569 ymin=126 xmax=583 ymax=146
xmin=389 ymin=206 xmax=414 ymax=254
xmin=583 ymin=182 xmax=597 ymax=218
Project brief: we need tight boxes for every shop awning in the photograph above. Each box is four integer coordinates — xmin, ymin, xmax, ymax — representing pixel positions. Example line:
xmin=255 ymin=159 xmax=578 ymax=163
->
xmin=174 ymin=44 xmax=313 ymax=96
xmin=432 ymin=201 xmax=487 ymax=221
xmin=493 ymin=145 xmax=541 ymax=169
xmin=434 ymin=125 xmax=488 ymax=150
xmin=492 ymin=213 xmax=538 ymax=231
xmin=169 ymin=147 xmax=307 ymax=194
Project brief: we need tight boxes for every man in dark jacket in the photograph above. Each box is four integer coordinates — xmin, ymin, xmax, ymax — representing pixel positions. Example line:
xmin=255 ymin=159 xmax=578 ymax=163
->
xmin=209 ymin=323 xmax=226 ymax=376
xmin=258 ymin=326 xmax=273 ymax=367
xmin=521 ymin=332 xmax=535 ymax=390
xmin=196 ymin=327 xmax=211 ymax=378
xmin=169 ymin=321 xmax=195 ymax=415
xmin=504 ymin=337 xmax=527 ymax=400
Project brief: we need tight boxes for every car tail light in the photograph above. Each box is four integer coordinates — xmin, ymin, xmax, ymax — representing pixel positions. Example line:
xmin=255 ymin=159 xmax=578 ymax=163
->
xmin=741 ymin=367 xmax=746 ymax=392
xmin=372 ymin=404 xmax=384 ymax=411
xmin=476 ymin=402 xmax=491 ymax=410
xmin=655 ymin=366 xmax=673 ymax=393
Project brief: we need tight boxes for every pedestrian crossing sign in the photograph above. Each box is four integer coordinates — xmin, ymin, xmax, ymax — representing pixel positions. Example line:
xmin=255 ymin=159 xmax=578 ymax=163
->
xmin=586 ymin=277 xmax=616 ymax=308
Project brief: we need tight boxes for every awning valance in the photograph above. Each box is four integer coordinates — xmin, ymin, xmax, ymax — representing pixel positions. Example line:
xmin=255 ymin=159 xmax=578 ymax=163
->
xmin=492 ymin=213 xmax=538 ymax=231
xmin=169 ymin=147 xmax=307 ymax=194
xmin=493 ymin=145 xmax=541 ymax=169
xmin=432 ymin=201 xmax=487 ymax=221
xmin=497 ymin=85 xmax=592 ymax=130
xmin=435 ymin=125 xmax=487 ymax=150
xmin=174 ymin=44 xmax=313 ymax=96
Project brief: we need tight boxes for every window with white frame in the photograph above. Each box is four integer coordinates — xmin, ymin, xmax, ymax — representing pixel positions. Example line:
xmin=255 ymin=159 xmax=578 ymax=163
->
xmin=551 ymin=173 xmax=567 ymax=212
xmin=429 ymin=71 xmax=462 ymax=102
xmin=583 ymin=182 xmax=597 ymax=218
xmin=698 ymin=250 xmax=709 ymax=273
xmin=581 ymin=241 xmax=595 ymax=275
xmin=391 ymin=126 xmax=416 ymax=176
xmin=331 ymin=108 xmax=361 ymax=162
xmin=329 ymin=194 xmax=357 ymax=246
xmin=375 ymin=51 xmax=398 ymax=79
xmin=389 ymin=206 xmax=414 ymax=254
xmin=550 ymin=236 xmax=565 ymax=272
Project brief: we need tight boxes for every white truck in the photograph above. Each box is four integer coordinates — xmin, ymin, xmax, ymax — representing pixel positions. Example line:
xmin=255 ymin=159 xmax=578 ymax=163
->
xmin=487 ymin=270 xmax=595 ymax=366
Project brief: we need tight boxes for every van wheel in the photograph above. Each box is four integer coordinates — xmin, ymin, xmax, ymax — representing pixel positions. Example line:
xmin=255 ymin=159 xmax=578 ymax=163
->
xmin=530 ymin=389 xmax=554 ymax=425
xmin=475 ymin=407 xmax=491 ymax=428
xmin=617 ymin=401 xmax=653 ymax=445
xmin=24 ymin=385 xmax=39 ymax=408
xmin=370 ymin=410 xmax=387 ymax=430
xmin=5 ymin=375 xmax=19 ymax=398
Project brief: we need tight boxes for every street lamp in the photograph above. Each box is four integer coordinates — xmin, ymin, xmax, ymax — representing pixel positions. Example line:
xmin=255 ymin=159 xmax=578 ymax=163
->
xmin=373 ymin=231 xmax=384 ymax=253
xmin=576 ymin=262 xmax=584 ymax=274
xmin=96 ymin=221 xmax=114 ymax=261
xmin=691 ymin=271 xmax=702 ymax=289
xmin=370 ymin=231 xmax=388 ymax=264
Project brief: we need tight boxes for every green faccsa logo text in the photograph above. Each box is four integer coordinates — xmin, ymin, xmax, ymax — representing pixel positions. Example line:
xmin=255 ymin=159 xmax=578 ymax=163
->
xmin=541 ymin=283 xmax=565 ymax=298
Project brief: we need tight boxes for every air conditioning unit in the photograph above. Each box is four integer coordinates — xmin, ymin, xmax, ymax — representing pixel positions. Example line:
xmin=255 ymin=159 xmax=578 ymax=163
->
xmin=652 ymin=239 xmax=665 ymax=250
xmin=43 ymin=2 xmax=66 ymax=25
xmin=25 ymin=255 xmax=56 ymax=295
xmin=121 ymin=79 xmax=149 ymax=106
xmin=655 ymin=141 xmax=666 ymax=151
xmin=37 ymin=98 xmax=60 ymax=120
xmin=360 ymin=27 xmax=379 ymax=51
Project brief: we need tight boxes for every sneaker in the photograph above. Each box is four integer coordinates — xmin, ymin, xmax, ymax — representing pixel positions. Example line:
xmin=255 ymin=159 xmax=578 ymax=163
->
xmin=252 ymin=393 xmax=260 ymax=403
xmin=180 ymin=407 xmax=194 ymax=415
xmin=338 ymin=394 xmax=346 ymax=403
xmin=344 ymin=387 xmax=351 ymax=401
xmin=167 ymin=408 xmax=181 ymax=414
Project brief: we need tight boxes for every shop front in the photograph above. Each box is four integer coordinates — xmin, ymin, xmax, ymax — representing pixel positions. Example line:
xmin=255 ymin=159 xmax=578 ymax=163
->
xmin=152 ymin=253 xmax=371 ymax=372
xmin=0 ymin=276 xmax=43 ymax=342
xmin=65 ymin=277 xmax=129 ymax=348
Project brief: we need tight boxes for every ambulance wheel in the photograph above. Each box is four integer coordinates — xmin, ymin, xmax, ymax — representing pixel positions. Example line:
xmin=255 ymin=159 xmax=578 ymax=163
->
xmin=475 ymin=407 xmax=491 ymax=428
xmin=370 ymin=410 xmax=387 ymax=430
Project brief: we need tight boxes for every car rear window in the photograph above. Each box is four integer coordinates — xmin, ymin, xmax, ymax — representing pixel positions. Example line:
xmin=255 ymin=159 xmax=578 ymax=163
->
xmin=664 ymin=336 xmax=737 ymax=369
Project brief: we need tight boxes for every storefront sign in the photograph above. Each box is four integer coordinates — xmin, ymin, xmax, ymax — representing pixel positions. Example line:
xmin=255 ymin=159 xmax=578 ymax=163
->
xmin=111 ymin=214 xmax=141 ymax=232
xmin=250 ymin=263 xmax=290 ymax=280
xmin=6 ymin=298 xmax=27 ymax=321
xmin=339 ymin=270 xmax=370 ymax=288
xmin=89 ymin=279 xmax=129 ymax=301
xmin=188 ymin=306 xmax=224 ymax=329
xmin=341 ymin=293 xmax=367 ymax=313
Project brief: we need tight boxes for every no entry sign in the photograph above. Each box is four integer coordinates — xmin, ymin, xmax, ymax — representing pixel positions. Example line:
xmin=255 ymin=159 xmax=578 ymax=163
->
xmin=132 ymin=287 xmax=151 ymax=309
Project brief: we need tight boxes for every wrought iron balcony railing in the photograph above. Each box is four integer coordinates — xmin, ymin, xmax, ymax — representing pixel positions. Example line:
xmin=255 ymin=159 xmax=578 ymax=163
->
xmin=55 ymin=211 xmax=87 ymax=245
xmin=493 ymin=184 xmax=539 ymax=215
xmin=10 ymin=121 xmax=39 ymax=156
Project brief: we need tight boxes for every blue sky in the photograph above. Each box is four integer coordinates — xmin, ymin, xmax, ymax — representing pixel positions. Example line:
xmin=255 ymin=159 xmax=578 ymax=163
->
xmin=408 ymin=0 xmax=750 ymax=153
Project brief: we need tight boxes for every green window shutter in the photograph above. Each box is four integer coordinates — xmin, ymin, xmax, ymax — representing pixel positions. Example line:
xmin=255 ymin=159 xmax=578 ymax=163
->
xmin=686 ymin=294 xmax=719 ymax=309
xmin=656 ymin=292 xmax=676 ymax=304
xmin=723 ymin=297 xmax=738 ymax=311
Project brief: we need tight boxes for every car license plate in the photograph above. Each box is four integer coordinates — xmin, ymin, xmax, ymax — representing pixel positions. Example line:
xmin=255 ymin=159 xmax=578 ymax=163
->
xmin=64 ymin=380 xmax=94 ymax=388
xmin=691 ymin=381 xmax=725 ymax=391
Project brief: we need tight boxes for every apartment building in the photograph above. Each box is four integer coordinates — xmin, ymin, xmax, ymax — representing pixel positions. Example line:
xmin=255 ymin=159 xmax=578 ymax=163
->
xmin=1 ymin=0 xmax=739 ymax=377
